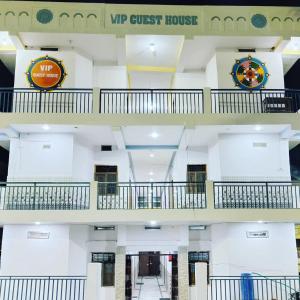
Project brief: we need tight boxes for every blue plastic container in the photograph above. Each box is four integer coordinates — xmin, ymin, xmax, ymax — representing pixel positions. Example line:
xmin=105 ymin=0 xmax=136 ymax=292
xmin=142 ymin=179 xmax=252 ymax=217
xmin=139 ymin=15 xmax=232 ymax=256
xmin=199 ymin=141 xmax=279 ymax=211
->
xmin=241 ymin=273 xmax=254 ymax=300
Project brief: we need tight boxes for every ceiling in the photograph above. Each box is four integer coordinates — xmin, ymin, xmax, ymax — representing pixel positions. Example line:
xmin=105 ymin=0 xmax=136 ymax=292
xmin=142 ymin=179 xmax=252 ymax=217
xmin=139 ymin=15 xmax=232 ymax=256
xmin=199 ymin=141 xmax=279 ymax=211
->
xmin=1 ymin=123 xmax=297 ymax=182
xmin=126 ymin=35 xmax=184 ymax=68
xmin=2 ymin=31 xmax=299 ymax=88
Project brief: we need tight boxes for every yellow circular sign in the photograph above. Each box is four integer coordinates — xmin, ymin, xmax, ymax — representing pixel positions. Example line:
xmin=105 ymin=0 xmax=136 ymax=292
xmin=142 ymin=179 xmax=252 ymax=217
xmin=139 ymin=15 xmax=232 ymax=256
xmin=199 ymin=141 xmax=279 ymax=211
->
xmin=26 ymin=56 xmax=66 ymax=90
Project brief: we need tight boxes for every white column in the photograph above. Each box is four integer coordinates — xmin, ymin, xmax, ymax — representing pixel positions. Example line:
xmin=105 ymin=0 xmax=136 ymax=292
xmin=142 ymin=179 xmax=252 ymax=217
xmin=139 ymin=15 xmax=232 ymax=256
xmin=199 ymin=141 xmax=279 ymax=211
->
xmin=195 ymin=262 xmax=208 ymax=300
xmin=115 ymin=246 xmax=126 ymax=300
xmin=178 ymin=246 xmax=189 ymax=300
xmin=84 ymin=263 xmax=101 ymax=300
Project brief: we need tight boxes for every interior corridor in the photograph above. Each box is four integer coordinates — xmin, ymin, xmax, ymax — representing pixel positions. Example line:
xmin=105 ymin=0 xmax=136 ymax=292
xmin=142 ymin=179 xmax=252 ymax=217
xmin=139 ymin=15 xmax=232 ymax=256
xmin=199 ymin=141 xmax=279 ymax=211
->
xmin=135 ymin=276 xmax=170 ymax=300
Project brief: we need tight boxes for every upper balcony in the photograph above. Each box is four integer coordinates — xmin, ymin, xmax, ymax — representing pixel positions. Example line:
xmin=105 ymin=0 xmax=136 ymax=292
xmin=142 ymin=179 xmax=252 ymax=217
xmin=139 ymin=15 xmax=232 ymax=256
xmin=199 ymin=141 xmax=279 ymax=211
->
xmin=0 ymin=88 xmax=299 ymax=129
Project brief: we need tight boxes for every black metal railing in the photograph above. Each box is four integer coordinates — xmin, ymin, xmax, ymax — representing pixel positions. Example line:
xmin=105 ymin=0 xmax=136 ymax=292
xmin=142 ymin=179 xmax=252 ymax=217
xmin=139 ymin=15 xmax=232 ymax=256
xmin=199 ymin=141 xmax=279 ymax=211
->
xmin=99 ymin=89 xmax=204 ymax=114
xmin=214 ymin=181 xmax=300 ymax=209
xmin=0 ymin=182 xmax=90 ymax=210
xmin=97 ymin=181 xmax=206 ymax=209
xmin=209 ymin=276 xmax=300 ymax=300
xmin=0 ymin=276 xmax=86 ymax=300
xmin=0 ymin=88 xmax=93 ymax=113
xmin=211 ymin=89 xmax=300 ymax=113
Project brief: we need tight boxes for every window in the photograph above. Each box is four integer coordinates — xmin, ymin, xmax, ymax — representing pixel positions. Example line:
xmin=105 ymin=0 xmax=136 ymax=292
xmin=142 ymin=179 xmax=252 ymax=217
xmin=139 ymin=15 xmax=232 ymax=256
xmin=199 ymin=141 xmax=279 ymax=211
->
xmin=95 ymin=165 xmax=118 ymax=195
xmin=188 ymin=251 xmax=209 ymax=286
xmin=187 ymin=165 xmax=207 ymax=194
xmin=92 ymin=252 xmax=115 ymax=287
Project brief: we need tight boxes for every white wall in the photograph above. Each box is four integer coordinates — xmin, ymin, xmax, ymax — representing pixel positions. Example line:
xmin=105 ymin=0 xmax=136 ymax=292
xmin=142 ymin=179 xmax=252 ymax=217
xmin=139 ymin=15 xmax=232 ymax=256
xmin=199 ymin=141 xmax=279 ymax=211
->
xmin=218 ymin=133 xmax=291 ymax=181
xmin=207 ymin=142 xmax=221 ymax=180
xmin=93 ymin=66 xmax=128 ymax=88
xmin=7 ymin=133 xmax=130 ymax=182
xmin=171 ymin=148 xmax=208 ymax=182
xmin=1 ymin=225 xmax=70 ymax=275
xmin=205 ymin=55 xmax=218 ymax=88
xmin=8 ymin=133 xmax=74 ymax=181
xmin=211 ymin=223 xmax=298 ymax=276
xmin=68 ymin=225 xmax=89 ymax=275
xmin=14 ymin=50 xmax=93 ymax=89
xmin=94 ymin=150 xmax=130 ymax=182
xmin=172 ymin=72 xmax=206 ymax=89
xmin=205 ymin=51 xmax=285 ymax=89
xmin=72 ymin=140 xmax=94 ymax=181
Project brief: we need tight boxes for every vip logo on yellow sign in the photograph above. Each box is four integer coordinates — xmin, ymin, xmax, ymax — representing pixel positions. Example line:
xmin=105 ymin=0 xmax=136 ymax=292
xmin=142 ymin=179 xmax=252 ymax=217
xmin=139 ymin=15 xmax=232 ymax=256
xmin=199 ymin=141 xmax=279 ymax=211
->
xmin=26 ymin=56 xmax=67 ymax=90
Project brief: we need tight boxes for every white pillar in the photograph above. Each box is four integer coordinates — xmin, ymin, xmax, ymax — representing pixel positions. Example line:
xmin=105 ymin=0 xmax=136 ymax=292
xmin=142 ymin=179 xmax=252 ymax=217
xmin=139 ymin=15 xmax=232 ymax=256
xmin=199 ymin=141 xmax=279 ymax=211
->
xmin=115 ymin=246 xmax=126 ymax=300
xmin=84 ymin=263 xmax=101 ymax=300
xmin=178 ymin=246 xmax=189 ymax=300
xmin=195 ymin=262 xmax=208 ymax=300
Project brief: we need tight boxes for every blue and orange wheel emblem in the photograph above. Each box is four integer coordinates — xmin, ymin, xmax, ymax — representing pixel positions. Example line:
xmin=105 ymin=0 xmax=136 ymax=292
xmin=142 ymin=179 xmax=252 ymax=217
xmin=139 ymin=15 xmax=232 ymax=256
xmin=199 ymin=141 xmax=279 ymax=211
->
xmin=231 ymin=56 xmax=269 ymax=90
xmin=26 ymin=56 xmax=67 ymax=91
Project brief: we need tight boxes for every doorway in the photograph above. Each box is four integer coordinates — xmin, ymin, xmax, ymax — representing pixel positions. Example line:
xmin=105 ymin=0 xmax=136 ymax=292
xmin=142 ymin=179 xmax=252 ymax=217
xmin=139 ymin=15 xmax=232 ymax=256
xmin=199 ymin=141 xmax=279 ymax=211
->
xmin=126 ymin=253 xmax=177 ymax=300
xmin=138 ymin=252 xmax=161 ymax=277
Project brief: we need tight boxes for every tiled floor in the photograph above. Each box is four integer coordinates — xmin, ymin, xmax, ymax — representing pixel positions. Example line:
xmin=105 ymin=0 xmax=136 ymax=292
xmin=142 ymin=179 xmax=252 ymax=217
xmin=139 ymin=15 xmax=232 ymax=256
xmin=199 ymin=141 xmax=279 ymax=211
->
xmin=134 ymin=276 xmax=170 ymax=300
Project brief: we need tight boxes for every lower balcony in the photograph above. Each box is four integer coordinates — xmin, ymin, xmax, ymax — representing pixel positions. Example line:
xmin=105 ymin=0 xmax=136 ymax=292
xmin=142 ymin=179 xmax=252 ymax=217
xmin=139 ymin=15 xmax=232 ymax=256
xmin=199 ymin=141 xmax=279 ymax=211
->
xmin=0 ymin=181 xmax=299 ymax=223
xmin=97 ymin=181 xmax=206 ymax=209
xmin=214 ymin=181 xmax=300 ymax=209
xmin=0 ymin=276 xmax=86 ymax=300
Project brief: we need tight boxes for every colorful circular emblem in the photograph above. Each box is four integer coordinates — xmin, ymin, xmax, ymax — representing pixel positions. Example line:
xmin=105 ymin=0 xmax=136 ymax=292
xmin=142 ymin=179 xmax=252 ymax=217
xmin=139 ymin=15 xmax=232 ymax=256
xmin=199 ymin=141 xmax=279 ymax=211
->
xmin=26 ymin=56 xmax=66 ymax=91
xmin=231 ymin=56 xmax=269 ymax=90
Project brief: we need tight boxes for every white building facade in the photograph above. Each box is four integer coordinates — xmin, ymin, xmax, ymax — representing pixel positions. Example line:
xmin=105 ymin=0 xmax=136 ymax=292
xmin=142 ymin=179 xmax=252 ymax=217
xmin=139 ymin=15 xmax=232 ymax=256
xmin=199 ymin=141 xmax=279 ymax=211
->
xmin=0 ymin=2 xmax=299 ymax=300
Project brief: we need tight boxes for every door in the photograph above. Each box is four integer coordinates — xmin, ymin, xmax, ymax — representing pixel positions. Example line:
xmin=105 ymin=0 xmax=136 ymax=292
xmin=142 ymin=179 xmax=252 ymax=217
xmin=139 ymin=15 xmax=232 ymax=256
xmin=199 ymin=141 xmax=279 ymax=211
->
xmin=138 ymin=252 xmax=161 ymax=276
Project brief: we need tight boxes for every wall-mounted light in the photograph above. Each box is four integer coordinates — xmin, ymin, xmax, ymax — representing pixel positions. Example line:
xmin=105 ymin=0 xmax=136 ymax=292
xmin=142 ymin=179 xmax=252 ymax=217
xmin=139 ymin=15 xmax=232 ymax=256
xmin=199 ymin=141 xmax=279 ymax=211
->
xmin=150 ymin=132 xmax=159 ymax=139
xmin=94 ymin=226 xmax=115 ymax=231
xmin=42 ymin=124 xmax=50 ymax=131
xmin=189 ymin=225 xmax=207 ymax=230
xmin=149 ymin=43 xmax=156 ymax=53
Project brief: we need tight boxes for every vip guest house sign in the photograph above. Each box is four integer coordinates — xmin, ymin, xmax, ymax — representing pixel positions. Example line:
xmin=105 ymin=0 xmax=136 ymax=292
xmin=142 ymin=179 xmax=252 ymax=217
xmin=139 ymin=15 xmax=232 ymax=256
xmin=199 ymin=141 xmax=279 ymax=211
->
xmin=26 ymin=56 xmax=67 ymax=90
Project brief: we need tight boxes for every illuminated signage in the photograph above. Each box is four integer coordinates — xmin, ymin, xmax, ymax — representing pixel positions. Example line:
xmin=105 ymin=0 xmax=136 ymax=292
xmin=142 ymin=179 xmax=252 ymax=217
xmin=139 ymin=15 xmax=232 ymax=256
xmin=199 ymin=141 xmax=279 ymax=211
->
xmin=26 ymin=55 xmax=67 ymax=90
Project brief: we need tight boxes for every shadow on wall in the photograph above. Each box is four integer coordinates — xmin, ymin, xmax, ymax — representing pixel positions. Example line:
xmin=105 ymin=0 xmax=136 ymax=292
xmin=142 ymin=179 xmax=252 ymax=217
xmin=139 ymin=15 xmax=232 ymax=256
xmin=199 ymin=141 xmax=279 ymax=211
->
xmin=285 ymin=59 xmax=300 ymax=90
xmin=290 ymin=145 xmax=300 ymax=181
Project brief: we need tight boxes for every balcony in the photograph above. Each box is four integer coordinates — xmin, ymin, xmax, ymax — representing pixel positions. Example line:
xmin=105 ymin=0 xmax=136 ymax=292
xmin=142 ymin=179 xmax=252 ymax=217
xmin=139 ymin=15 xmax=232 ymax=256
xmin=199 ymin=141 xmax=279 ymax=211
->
xmin=214 ymin=181 xmax=300 ymax=209
xmin=0 ymin=88 xmax=299 ymax=116
xmin=99 ymin=89 xmax=204 ymax=114
xmin=0 ymin=180 xmax=299 ymax=210
xmin=209 ymin=276 xmax=300 ymax=299
xmin=0 ymin=276 xmax=86 ymax=300
xmin=97 ymin=181 xmax=206 ymax=209
xmin=0 ymin=88 xmax=93 ymax=113
xmin=0 ymin=181 xmax=299 ymax=223
xmin=211 ymin=89 xmax=300 ymax=114
xmin=0 ymin=182 xmax=90 ymax=210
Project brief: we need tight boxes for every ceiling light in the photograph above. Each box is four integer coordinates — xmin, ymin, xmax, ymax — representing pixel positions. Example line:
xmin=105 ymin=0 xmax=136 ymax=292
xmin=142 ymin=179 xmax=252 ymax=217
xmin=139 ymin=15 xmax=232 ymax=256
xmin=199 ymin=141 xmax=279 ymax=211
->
xmin=35 ymin=221 xmax=41 ymax=225
xmin=257 ymin=220 xmax=264 ymax=224
xmin=254 ymin=125 xmax=262 ymax=131
xmin=150 ymin=220 xmax=157 ymax=226
xmin=149 ymin=153 xmax=155 ymax=158
xmin=42 ymin=124 xmax=50 ymax=131
xmin=150 ymin=132 xmax=159 ymax=139
xmin=149 ymin=171 xmax=154 ymax=176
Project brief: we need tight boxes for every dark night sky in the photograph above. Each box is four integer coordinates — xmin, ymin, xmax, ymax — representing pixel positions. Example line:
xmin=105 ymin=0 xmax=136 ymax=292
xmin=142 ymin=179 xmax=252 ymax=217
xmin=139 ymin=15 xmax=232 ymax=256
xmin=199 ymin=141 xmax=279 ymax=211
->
xmin=17 ymin=0 xmax=300 ymax=6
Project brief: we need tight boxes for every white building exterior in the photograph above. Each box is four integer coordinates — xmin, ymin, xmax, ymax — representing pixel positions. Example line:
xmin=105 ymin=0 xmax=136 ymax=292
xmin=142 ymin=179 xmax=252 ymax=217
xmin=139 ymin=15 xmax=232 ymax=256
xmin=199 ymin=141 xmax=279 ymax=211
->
xmin=0 ymin=2 xmax=299 ymax=299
